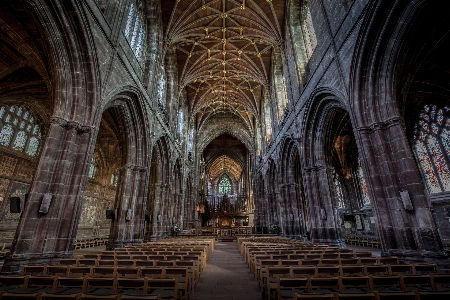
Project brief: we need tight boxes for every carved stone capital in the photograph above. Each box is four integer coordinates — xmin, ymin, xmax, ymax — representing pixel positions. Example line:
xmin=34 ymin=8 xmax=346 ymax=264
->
xmin=49 ymin=116 xmax=95 ymax=134
xmin=358 ymin=117 xmax=404 ymax=133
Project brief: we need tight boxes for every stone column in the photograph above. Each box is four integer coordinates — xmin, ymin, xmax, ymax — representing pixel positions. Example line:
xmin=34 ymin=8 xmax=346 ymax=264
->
xmin=1 ymin=118 xmax=95 ymax=274
xmin=357 ymin=119 xmax=446 ymax=261
xmin=303 ymin=165 xmax=344 ymax=246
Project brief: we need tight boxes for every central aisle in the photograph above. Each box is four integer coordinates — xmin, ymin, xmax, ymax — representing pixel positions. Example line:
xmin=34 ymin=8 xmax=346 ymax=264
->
xmin=191 ymin=241 xmax=261 ymax=300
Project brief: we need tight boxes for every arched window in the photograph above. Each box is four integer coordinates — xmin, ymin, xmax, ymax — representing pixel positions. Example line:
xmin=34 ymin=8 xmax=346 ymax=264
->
xmin=0 ymin=105 xmax=42 ymax=157
xmin=88 ymin=156 xmax=96 ymax=179
xmin=218 ymin=175 xmax=232 ymax=195
xmin=413 ymin=104 xmax=450 ymax=194
xmin=124 ymin=1 xmax=145 ymax=59
xmin=157 ymin=66 xmax=167 ymax=114
xmin=356 ymin=159 xmax=371 ymax=205
xmin=289 ymin=0 xmax=317 ymax=77
xmin=332 ymin=169 xmax=345 ymax=208
xmin=177 ymin=110 xmax=184 ymax=137
xmin=264 ymin=90 xmax=272 ymax=143
xmin=111 ymin=168 xmax=119 ymax=186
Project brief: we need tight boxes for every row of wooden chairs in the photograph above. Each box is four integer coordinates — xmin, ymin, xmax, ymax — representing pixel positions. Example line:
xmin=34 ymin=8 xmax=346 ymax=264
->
xmin=272 ymin=274 xmax=450 ymax=300
xmin=0 ymin=275 xmax=179 ymax=299
xmin=293 ymin=290 xmax=450 ymax=300
xmin=343 ymin=236 xmax=380 ymax=248
xmin=252 ymin=257 xmax=399 ymax=274
xmin=0 ymin=292 xmax=160 ymax=300
xmin=74 ymin=238 xmax=108 ymax=250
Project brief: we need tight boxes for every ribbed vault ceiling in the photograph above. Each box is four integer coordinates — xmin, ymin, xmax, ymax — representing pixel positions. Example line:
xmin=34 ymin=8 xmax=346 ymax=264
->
xmin=208 ymin=154 xmax=242 ymax=182
xmin=163 ymin=0 xmax=286 ymax=131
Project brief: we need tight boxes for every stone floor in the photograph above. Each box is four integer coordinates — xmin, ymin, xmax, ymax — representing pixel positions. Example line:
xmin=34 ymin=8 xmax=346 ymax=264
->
xmin=191 ymin=241 xmax=261 ymax=300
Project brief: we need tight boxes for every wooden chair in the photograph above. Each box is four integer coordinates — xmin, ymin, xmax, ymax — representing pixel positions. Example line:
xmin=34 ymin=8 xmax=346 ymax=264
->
xmin=415 ymin=291 xmax=450 ymax=300
xmin=117 ymin=277 xmax=147 ymax=295
xmin=276 ymin=277 xmax=309 ymax=300
xmin=369 ymin=275 xmax=403 ymax=292
xmin=84 ymin=277 xmax=117 ymax=295
xmin=309 ymin=277 xmax=340 ymax=294
xmin=431 ymin=274 xmax=450 ymax=291
xmin=69 ymin=266 xmax=93 ymax=277
xmin=22 ymin=265 xmax=47 ymax=276
xmin=45 ymin=266 xmax=69 ymax=276
xmin=53 ymin=276 xmax=86 ymax=294
xmin=59 ymin=258 xmax=79 ymax=266
xmin=316 ymin=266 xmax=340 ymax=277
xmin=0 ymin=275 xmax=28 ymax=293
xmin=116 ymin=267 xmax=141 ymax=278
xmin=292 ymin=267 xmax=316 ymax=278
xmin=146 ymin=278 xmax=180 ymax=300
xmin=339 ymin=266 xmax=365 ymax=276
xmin=389 ymin=265 xmax=414 ymax=275
xmin=413 ymin=264 xmax=439 ymax=275
xmin=364 ymin=266 xmax=390 ymax=276
xmin=338 ymin=276 xmax=371 ymax=293
xmin=294 ymin=293 xmax=336 ymax=300
xmin=372 ymin=291 xmax=416 ymax=300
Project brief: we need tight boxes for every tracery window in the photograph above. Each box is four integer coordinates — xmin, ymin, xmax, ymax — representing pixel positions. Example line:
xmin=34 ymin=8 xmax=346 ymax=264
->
xmin=356 ymin=159 xmax=371 ymax=205
xmin=111 ymin=168 xmax=119 ymax=186
xmin=157 ymin=67 xmax=167 ymax=114
xmin=289 ymin=1 xmax=317 ymax=77
xmin=88 ymin=156 xmax=96 ymax=179
xmin=332 ymin=169 xmax=345 ymax=208
xmin=264 ymin=91 xmax=272 ymax=143
xmin=0 ymin=105 xmax=42 ymax=157
xmin=301 ymin=3 xmax=317 ymax=59
xmin=413 ymin=104 xmax=450 ymax=194
xmin=124 ymin=1 xmax=145 ymax=59
xmin=218 ymin=175 xmax=232 ymax=195
xmin=177 ymin=110 xmax=184 ymax=137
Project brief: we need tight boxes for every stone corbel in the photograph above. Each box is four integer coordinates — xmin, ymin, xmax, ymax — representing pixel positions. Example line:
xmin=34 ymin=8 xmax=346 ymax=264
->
xmin=50 ymin=116 xmax=95 ymax=134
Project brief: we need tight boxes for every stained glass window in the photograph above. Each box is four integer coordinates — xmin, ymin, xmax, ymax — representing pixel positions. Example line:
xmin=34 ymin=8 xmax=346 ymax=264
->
xmin=218 ymin=175 xmax=232 ymax=194
xmin=332 ymin=169 xmax=345 ymax=208
xmin=26 ymin=137 xmax=40 ymax=157
xmin=0 ymin=124 xmax=14 ymax=146
xmin=289 ymin=1 xmax=317 ymax=78
xmin=12 ymin=131 xmax=28 ymax=151
xmin=124 ymin=1 xmax=145 ymax=59
xmin=0 ymin=105 xmax=41 ymax=156
xmin=301 ymin=4 xmax=317 ymax=59
xmin=89 ymin=156 xmax=96 ymax=179
xmin=264 ymin=91 xmax=272 ymax=143
xmin=111 ymin=169 xmax=119 ymax=186
xmin=413 ymin=104 xmax=450 ymax=194
xmin=356 ymin=159 xmax=371 ymax=205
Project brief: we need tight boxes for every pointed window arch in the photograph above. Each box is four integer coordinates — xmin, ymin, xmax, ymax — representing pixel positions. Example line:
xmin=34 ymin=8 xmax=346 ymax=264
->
xmin=413 ymin=104 xmax=450 ymax=194
xmin=289 ymin=0 xmax=318 ymax=78
xmin=218 ymin=175 xmax=232 ymax=194
xmin=124 ymin=1 xmax=145 ymax=59
xmin=89 ymin=156 xmax=96 ymax=179
xmin=0 ymin=105 xmax=42 ymax=156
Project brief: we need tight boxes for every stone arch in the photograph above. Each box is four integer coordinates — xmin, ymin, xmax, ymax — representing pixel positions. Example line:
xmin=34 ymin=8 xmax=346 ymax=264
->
xmin=300 ymin=88 xmax=348 ymax=246
xmin=145 ymin=135 xmax=170 ymax=241
xmin=95 ymin=88 xmax=150 ymax=249
xmin=2 ymin=0 xmax=102 ymax=273
xmin=350 ymin=0 xmax=446 ymax=257
xmin=279 ymin=137 xmax=307 ymax=239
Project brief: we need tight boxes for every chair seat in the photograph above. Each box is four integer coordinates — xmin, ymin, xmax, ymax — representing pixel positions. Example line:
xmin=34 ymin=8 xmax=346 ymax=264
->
xmin=280 ymin=289 xmax=307 ymax=298
xmin=150 ymin=289 xmax=175 ymax=299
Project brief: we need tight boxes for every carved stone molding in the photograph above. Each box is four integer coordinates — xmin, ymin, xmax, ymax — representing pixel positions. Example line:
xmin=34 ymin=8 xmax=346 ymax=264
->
xmin=50 ymin=116 xmax=95 ymax=134
xmin=357 ymin=117 xmax=404 ymax=133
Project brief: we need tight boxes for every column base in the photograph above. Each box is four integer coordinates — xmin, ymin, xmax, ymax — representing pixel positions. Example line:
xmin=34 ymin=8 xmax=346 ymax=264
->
xmin=1 ymin=253 xmax=72 ymax=275
xmin=382 ymin=249 xmax=449 ymax=266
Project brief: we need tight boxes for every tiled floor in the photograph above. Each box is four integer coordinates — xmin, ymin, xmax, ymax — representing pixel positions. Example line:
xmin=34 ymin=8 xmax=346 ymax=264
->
xmin=191 ymin=241 xmax=261 ymax=300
